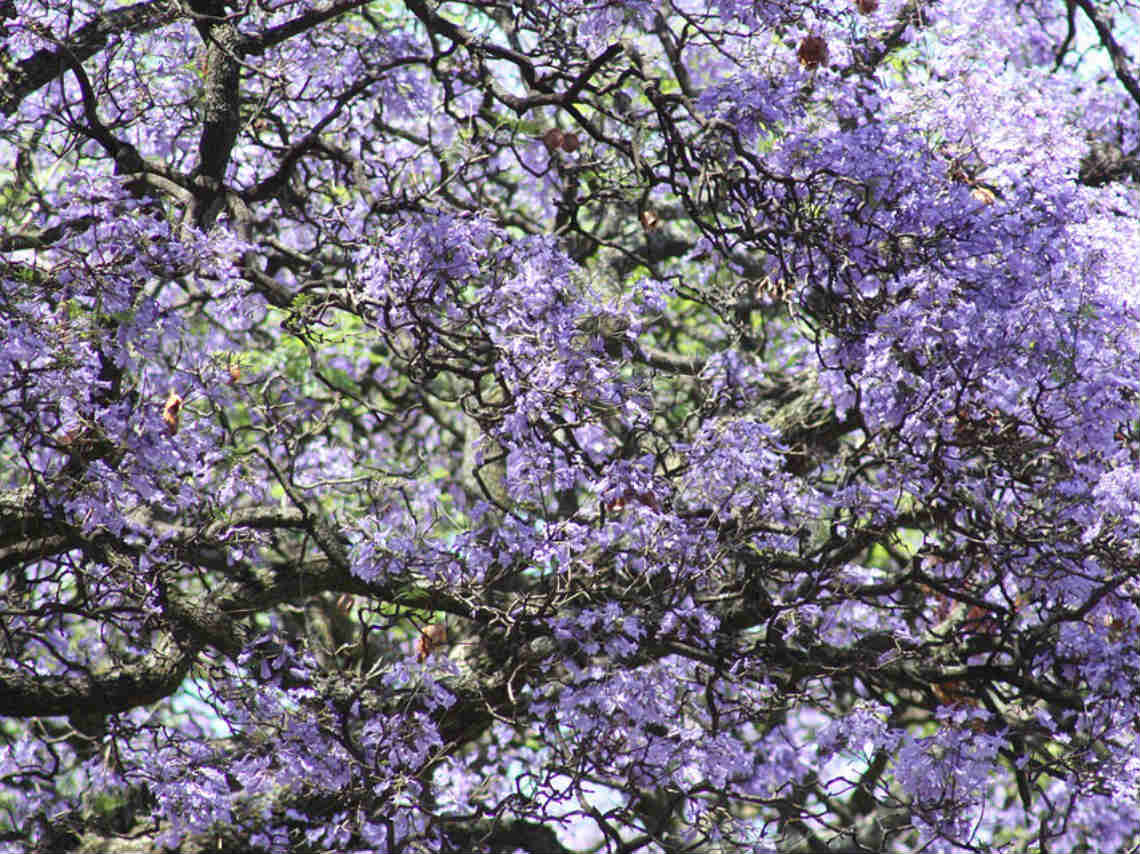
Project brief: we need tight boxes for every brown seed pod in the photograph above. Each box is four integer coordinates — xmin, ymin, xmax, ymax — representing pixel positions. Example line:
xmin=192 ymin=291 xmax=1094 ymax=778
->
xmin=970 ymin=186 xmax=996 ymax=205
xmin=162 ymin=391 xmax=183 ymax=436
xmin=854 ymin=0 xmax=878 ymax=14
xmin=414 ymin=623 xmax=449 ymax=661
xmin=542 ymin=128 xmax=564 ymax=153
xmin=561 ymin=132 xmax=579 ymax=153
xmin=797 ymin=35 xmax=829 ymax=70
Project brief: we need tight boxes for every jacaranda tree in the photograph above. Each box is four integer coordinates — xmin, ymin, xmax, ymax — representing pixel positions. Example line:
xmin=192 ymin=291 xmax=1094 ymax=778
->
xmin=3 ymin=0 xmax=1140 ymax=851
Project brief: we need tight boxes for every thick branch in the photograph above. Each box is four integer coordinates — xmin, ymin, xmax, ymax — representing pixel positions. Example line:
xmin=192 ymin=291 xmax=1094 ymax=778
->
xmin=0 ymin=1 xmax=178 ymax=116
xmin=1071 ymin=0 xmax=1140 ymax=110
xmin=189 ymin=0 xmax=242 ymax=189
xmin=0 ymin=630 xmax=197 ymax=718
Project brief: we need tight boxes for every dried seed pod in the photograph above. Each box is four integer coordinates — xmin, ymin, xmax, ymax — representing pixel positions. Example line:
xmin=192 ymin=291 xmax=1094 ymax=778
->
xmin=970 ymin=186 xmax=996 ymax=205
xmin=162 ymin=392 xmax=183 ymax=436
xmin=414 ymin=623 xmax=449 ymax=661
xmin=542 ymin=128 xmax=564 ymax=152
xmin=561 ymin=132 xmax=579 ymax=152
xmin=855 ymin=0 xmax=878 ymax=14
xmin=797 ymin=35 xmax=829 ymax=70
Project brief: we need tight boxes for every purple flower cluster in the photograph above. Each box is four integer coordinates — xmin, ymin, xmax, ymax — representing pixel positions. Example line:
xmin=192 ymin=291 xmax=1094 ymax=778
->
xmin=3 ymin=0 xmax=1140 ymax=852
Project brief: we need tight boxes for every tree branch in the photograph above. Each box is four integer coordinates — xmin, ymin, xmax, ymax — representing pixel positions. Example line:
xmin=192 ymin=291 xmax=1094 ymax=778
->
xmin=0 ymin=0 xmax=178 ymax=116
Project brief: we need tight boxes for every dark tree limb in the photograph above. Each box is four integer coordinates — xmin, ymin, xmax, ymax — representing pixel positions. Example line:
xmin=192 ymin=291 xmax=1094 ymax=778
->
xmin=0 ymin=1 xmax=178 ymax=116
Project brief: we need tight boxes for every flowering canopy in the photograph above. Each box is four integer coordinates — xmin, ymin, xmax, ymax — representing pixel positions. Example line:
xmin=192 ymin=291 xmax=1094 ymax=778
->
xmin=2 ymin=0 xmax=1140 ymax=851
